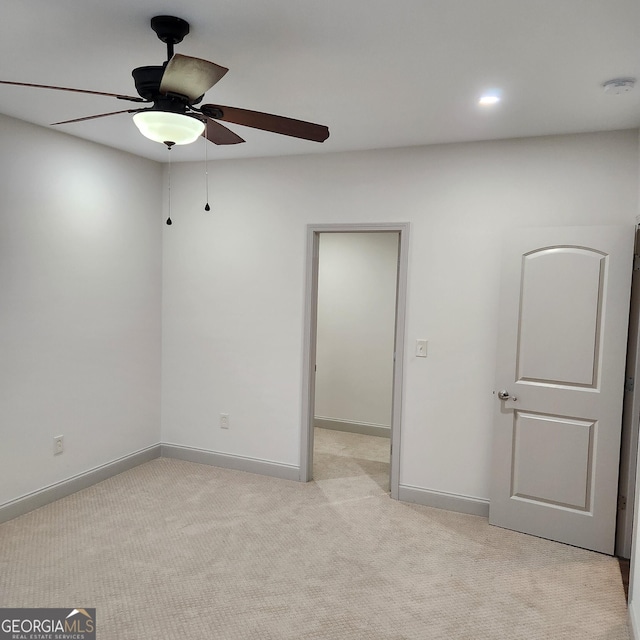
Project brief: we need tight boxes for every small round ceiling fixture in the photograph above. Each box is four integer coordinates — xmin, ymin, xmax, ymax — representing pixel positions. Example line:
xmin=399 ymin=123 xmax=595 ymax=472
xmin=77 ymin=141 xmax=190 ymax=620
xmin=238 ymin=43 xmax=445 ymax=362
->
xmin=602 ymin=78 xmax=636 ymax=95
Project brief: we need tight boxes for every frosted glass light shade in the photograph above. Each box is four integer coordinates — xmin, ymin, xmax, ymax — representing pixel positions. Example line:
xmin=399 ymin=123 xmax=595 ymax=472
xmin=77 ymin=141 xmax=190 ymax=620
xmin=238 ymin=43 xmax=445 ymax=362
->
xmin=133 ymin=111 xmax=205 ymax=145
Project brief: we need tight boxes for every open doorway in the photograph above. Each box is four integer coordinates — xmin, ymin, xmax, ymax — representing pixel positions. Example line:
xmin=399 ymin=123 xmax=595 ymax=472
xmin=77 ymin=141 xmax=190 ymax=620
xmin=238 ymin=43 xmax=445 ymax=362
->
xmin=313 ymin=232 xmax=398 ymax=492
xmin=300 ymin=223 xmax=410 ymax=499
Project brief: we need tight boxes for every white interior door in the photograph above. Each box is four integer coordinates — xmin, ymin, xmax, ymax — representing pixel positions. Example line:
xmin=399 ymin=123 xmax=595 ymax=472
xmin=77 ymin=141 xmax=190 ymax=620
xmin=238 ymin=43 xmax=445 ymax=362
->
xmin=489 ymin=226 xmax=634 ymax=554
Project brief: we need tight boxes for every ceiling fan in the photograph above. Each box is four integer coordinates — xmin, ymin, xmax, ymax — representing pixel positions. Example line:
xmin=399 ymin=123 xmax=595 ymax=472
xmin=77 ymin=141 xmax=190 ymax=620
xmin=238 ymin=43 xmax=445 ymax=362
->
xmin=0 ymin=15 xmax=330 ymax=148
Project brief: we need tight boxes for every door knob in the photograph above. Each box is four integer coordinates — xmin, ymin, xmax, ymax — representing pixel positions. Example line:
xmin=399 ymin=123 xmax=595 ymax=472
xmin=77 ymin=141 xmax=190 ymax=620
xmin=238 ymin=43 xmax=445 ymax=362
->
xmin=497 ymin=390 xmax=516 ymax=401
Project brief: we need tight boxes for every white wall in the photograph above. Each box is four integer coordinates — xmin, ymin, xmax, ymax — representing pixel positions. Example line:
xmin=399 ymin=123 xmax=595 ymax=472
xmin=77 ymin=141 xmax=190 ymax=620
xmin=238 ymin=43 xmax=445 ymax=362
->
xmin=1 ymin=120 xmax=637 ymax=570
xmin=315 ymin=232 xmax=398 ymax=429
xmin=161 ymin=129 xmax=639 ymax=498
xmin=1 ymin=118 xmax=636 ymax=581
xmin=0 ymin=115 xmax=163 ymax=506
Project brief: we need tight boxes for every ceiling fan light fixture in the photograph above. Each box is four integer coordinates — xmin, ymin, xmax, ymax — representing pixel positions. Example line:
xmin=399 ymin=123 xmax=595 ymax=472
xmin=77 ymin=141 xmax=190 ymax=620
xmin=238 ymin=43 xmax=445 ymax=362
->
xmin=133 ymin=110 xmax=205 ymax=145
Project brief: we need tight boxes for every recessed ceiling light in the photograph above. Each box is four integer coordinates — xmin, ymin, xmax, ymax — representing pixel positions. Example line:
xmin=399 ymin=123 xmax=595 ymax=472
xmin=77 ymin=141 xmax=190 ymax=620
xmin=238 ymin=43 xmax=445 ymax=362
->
xmin=479 ymin=95 xmax=501 ymax=106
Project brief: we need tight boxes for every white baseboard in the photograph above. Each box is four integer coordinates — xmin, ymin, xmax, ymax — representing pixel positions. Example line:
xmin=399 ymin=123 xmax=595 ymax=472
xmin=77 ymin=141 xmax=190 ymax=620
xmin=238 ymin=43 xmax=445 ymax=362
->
xmin=314 ymin=417 xmax=391 ymax=438
xmin=161 ymin=444 xmax=300 ymax=482
xmin=0 ymin=444 xmax=490 ymax=527
xmin=0 ymin=444 xmax=161 ymax=524
xmin=398 ymin=484 xmax=490 ymax=517
xmin=630 ymin=603 xmax=639 ymax=640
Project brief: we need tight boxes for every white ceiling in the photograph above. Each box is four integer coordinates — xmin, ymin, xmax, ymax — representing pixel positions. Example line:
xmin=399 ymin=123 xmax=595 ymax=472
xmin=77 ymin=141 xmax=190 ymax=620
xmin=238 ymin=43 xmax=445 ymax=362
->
xmin=1 ymin=0 xmax=638 ymax=163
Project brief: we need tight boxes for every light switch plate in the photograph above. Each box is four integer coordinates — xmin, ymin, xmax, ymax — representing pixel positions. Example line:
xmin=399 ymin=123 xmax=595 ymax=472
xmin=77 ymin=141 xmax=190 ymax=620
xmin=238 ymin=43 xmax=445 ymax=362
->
xmin=416 ymin=339 xmax=428 ymax=357
xmin=53 ymin=435 xmax=64 ymax=455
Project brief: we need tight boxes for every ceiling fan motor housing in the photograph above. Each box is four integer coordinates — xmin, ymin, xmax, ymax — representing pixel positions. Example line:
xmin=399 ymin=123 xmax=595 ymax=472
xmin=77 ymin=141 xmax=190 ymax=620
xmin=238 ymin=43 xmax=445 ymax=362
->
xmin=132 ymin=65 xmax=202 ymax=107
xmin=132 ymin=66 xmax=165 ymax=101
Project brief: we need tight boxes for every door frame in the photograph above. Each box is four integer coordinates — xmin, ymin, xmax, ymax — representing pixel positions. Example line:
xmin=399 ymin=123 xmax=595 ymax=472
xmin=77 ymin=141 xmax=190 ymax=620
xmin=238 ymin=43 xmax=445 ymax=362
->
xmin=616 ymin=225 xmax=640 ymax=559
xmin=299 ymin=222 xmax=410 ymax=499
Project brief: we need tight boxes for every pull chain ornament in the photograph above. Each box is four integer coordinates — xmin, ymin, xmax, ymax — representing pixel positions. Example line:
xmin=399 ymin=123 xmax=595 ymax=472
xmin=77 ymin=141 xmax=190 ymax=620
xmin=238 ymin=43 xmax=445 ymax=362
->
xmin=204 ymin=121 xmax=211 ymax=211
xmin=165 ymin=141 xmax=175 ymax=225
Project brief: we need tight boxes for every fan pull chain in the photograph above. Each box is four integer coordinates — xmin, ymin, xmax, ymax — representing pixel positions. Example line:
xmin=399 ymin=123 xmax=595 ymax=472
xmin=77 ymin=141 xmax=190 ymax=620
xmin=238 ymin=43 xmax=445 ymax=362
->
xmin=165 ymin=142 xmax=174 ymax=225
xmin=204 ymin=121 xmax=211 ymax=212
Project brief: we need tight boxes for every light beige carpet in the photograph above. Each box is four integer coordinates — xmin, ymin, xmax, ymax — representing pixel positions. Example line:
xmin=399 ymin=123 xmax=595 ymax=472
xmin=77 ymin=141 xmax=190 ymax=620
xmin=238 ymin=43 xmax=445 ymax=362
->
xmin=0 ymin=428 xmax=629 ymax=639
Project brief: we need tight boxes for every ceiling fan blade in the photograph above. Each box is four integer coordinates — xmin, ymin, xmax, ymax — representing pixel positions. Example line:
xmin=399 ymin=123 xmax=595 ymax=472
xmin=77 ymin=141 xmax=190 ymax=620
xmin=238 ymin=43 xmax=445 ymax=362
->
xmin=51 ymin=109 xmax=142 ymax=126
xmin=160 ymin=54 xmax=228 ymax=101
xmin=200 ymin=104 xmax=329 ymax=142
xmin=0 ymin=80 xmax=146 ymax=103
xmin=203 ymin=117 xmax=245 ymax=145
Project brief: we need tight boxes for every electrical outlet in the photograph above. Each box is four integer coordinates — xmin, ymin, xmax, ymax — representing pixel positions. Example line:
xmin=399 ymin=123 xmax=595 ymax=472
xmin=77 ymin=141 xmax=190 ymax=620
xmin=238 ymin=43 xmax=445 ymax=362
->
xmin=53 ymin=435 xmax=64 ymax=455
xmin=220 ymin=413 xmax=230 ymax=429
